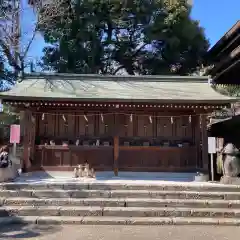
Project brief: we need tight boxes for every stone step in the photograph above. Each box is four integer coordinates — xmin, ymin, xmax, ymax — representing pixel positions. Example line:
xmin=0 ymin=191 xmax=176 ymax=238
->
xmin=1 ymin=182 xmax=240 ymax=192
xmin=2 ymin=197 xmax=240 ymax=208
xmin=1 ymin=206 xmax=240 ymax=218
xmin=1 ymin=216 xmax=240 ymax=226
xmin=1 ymin=189 xmax=240 ymax=200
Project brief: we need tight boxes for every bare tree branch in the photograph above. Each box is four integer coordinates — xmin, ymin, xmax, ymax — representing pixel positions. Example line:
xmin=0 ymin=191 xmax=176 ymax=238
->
xmin=0 ymin=0 xmax=72 ymax=78
xmin=0 ymin=39 xmax=21 ymax=71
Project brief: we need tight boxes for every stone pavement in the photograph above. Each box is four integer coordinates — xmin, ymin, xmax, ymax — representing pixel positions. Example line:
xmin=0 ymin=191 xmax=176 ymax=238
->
xmin=1 ymin=224 xmax=240 ymax=240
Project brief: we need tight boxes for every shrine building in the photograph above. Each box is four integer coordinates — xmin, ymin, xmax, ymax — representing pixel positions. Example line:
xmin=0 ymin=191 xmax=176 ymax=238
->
xmin=0 ymin=73 xmax=236 ymax=175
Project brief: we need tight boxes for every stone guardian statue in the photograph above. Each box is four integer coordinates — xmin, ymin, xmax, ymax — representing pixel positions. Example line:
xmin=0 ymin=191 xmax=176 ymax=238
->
xmin=222 ymin=143 xmax=240 ymax=177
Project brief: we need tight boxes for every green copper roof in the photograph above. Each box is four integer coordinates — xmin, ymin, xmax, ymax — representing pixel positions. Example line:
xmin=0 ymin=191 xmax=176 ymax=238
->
xmin=0 ymin=73 xmax=237 ymax=103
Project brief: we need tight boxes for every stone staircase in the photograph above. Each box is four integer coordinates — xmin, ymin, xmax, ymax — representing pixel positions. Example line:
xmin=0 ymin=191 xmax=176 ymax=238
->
xmin=1 ymin=181 xmax=240 ymax=226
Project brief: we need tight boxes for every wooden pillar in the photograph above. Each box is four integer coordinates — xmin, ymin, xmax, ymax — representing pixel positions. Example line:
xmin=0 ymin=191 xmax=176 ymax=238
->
xmin=113 ymin=136 xmax=119 ymax=176
xmin=30 ymin=112 xmax=36 ymax=166
xmin=194 ymin=115 xmax=201 ymax=169
xmin=200 ymin=114 xmax=208 ymax=171
xmin=22 ymin=110 xmax=35 ymax=171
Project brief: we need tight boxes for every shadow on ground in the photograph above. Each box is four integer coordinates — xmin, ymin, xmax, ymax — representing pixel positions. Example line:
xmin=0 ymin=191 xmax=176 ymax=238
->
xmin=0 ymin=223 xmax=62 ymax=239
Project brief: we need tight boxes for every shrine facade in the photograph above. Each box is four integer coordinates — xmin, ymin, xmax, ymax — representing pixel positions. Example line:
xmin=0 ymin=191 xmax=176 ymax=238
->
xmin=0 ymin=73 xmax=236 ymax=175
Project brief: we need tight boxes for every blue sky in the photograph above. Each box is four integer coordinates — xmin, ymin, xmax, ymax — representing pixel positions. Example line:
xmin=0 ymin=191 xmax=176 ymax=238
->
xmin=191 ymin=0 xmax=239 ymax=46
xmin=27 ymin=0 xmax=240 ymax=61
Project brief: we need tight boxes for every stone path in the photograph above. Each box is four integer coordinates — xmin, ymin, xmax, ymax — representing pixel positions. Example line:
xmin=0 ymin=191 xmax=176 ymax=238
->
xmin=14 ymin=171 xmax=197 ymax=183
xmin=0 ymin=224 xmax=240 ymax=240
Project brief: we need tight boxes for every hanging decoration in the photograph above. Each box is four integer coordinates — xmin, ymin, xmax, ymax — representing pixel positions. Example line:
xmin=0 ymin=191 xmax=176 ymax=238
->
xmin=149 ymin=116 xmax=152 ymax=124
xmin=189 ymin=115 xmax=191 ymax=123
xmin=101 ymin=113 xmax=104 ymax=123
xmin=0 ymin=99 xmax=3 ymax=113
xmin=31 ymin=115 xmax=35 ymax=123
xmin=84 ymin=114 xmax=88 ymax=122
xmin=38 ymin=112 xmax=209 ymax=125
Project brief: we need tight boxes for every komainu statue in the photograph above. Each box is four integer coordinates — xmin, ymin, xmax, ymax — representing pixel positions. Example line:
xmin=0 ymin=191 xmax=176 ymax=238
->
xmin=222 ymin=143 xmax=240 ymax=177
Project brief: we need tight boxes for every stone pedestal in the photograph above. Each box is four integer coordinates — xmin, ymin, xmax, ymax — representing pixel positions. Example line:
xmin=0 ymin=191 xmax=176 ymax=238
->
xmin=220 ymin=176 xmax=240 ymax=185
xmin=0 ymin=165 xmax=18 ymax=182
xmin=194 ymin=174 xmax=209 ymax=182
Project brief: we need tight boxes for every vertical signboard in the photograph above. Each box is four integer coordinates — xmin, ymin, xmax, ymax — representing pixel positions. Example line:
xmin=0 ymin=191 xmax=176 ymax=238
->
xmin=10 ymin=124 xmax=21 ymax=144
xmin=208 ymin=137 xmax=216 ymax=181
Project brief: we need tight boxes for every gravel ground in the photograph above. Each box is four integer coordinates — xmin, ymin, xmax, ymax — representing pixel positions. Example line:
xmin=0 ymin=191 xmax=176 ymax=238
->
xmin=0 ymin=224 xmax=240 ymax=240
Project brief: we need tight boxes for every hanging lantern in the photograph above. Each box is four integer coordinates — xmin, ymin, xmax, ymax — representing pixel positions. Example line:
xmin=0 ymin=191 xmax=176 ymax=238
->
xmin=41 ymin=113 xmax=45 ymax=121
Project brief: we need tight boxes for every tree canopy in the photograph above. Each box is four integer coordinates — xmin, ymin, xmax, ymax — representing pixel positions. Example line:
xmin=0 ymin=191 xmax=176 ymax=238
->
xmin=40 ymin=0 xmax=209 ymax=75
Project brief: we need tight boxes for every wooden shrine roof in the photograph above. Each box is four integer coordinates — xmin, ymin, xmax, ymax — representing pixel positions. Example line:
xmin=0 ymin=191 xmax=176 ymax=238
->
xmin=0 ymin=73 xmax=237 ymax=103
xmin=206 ymin=21 xmax=240 ymax=60
xmin=205 ymin=21 xmax=240 ymax=84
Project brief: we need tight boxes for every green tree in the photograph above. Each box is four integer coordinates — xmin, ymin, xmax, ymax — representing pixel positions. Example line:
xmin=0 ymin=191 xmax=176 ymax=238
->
xmin=40 ymin=0 xmax=209 ymax=75
xmin=214 ymin=85 xmax=240 ymax=97
xmin=0 ymin=104 xmax=19 ymax=142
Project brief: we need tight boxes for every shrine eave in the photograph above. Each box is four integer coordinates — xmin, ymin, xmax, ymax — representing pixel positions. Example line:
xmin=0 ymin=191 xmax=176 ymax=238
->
xmin=0 ymin=73 xmax=237 ymax=105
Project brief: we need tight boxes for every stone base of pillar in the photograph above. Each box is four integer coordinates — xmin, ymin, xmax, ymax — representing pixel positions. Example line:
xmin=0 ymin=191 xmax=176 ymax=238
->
xmin=220 ymin=176 xmax=240 ymax=185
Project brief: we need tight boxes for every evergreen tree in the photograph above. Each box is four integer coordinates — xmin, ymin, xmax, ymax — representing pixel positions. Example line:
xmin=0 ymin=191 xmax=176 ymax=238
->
xmin=40 ymin=0 xmax=209 ymax=75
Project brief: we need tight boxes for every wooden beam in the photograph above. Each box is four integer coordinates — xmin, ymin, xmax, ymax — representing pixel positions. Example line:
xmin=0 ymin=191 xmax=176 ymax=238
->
xmin=113 ymin=136 xmax=119 ymax=176
xmin=4 ymin=101 xmax=229 ymax=110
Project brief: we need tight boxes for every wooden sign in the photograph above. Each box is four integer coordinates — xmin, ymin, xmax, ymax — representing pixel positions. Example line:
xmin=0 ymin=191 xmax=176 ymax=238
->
xmin=10 ymin=124 xmax=21 ymax=144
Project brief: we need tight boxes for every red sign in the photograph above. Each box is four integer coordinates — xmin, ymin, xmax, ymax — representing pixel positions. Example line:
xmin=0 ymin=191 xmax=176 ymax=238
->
xmin=10 ymin=125 xmax=20 ymax=144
